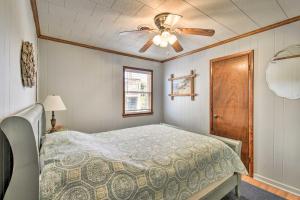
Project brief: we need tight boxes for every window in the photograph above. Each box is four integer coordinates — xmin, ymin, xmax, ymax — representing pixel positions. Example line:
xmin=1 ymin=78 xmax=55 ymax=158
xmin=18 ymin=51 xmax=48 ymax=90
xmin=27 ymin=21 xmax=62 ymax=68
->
xmin=123 ymin=66 xmax=153 ymax=117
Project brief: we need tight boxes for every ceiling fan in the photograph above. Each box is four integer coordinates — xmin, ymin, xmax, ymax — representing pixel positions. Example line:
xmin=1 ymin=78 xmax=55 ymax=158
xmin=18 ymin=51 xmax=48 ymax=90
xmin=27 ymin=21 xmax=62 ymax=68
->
xmin=120 ymin=12 xmax=215 ymax=53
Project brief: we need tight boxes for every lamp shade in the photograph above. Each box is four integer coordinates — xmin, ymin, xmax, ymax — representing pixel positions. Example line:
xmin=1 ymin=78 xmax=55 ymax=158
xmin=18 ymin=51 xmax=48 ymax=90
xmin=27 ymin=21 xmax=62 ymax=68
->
xmin=43 ymin=95 xmax=66 ymax=111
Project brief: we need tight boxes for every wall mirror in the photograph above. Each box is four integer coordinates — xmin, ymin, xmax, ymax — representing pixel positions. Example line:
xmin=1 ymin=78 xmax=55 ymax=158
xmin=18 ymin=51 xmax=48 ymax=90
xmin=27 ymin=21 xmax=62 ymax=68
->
xmin=266 ymin=44 xmax=300 ymax=99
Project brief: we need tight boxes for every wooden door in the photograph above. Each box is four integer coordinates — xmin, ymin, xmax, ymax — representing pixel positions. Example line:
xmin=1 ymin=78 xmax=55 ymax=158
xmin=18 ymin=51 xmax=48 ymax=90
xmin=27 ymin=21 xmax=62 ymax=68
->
xmin=210 ymin=51 xmax=254 ymax=176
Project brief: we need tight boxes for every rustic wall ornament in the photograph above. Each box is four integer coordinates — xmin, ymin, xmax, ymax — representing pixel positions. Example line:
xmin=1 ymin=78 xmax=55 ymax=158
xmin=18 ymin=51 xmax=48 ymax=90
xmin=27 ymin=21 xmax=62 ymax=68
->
xmin=168 ymin=70 xmax=197 ymax=100
xmin=21 ymin=41 xmax=36 ymax=87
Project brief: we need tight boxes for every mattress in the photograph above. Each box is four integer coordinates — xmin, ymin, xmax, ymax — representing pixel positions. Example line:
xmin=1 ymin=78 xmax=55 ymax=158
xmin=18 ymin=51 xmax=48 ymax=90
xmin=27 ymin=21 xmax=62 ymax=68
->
xmin=40 ymin=124 xmax=246 ymax=200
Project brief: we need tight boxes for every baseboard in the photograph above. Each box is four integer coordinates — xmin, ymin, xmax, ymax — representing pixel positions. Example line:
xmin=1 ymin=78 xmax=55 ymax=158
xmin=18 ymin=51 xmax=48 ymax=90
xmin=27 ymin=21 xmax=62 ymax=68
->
xmin=254 ymin=173 xmax=300 ymax=196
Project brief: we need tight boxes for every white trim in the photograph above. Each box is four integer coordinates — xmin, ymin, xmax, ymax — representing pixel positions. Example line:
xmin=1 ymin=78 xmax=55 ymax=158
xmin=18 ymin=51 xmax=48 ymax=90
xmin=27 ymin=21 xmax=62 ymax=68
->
xmin=254 ymin=173 xmax=300 ymax=196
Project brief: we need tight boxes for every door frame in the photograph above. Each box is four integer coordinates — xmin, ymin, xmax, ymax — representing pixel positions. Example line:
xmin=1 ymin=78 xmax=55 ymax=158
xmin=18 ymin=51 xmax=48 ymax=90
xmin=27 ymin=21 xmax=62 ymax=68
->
xmin=209 ymin=50 xmax=254 ymax=177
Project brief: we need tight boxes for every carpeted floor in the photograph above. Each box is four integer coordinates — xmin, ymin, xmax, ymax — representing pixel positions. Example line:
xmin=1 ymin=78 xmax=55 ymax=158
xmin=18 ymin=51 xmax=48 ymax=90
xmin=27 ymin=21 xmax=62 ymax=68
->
xmin=222 ymin=181 xmax=285 ymax=200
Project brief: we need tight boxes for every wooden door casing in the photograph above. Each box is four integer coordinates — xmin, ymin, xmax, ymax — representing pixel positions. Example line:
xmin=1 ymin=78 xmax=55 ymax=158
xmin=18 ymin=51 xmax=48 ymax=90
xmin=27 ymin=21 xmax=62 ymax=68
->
xmin=210 ymin=51 xmax=254 ymax=177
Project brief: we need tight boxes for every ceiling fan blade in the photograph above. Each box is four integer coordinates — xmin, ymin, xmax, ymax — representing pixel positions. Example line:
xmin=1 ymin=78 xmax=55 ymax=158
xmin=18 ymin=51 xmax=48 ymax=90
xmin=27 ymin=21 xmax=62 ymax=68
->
xmin=139 ymin=37 xmax=154 ymax=53
xmin=176 ymin=28 xmax=215 ymax=36
xmin=119 ymin=28 xmax=154 ymax=36
xmin=172 ymin=40 xmax=183 ymax=53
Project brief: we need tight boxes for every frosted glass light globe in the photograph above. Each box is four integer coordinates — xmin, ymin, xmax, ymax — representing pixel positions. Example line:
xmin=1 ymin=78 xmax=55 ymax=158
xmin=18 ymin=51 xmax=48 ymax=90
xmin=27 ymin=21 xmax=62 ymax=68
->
xmin=161 ymin=31 xmax=170 ymax=39
xmin=168 ymin=34 xmax=177 ymax=45
xmin=152 ymin=35 xmax=161 ymax=46
xmin=160 ymin=39 xmax=168 ymax=47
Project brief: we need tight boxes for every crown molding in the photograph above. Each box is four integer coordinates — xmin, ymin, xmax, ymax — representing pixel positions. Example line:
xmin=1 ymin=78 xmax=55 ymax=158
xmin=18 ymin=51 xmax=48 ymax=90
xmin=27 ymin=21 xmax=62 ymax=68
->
xmin=39 ymin=35 xmax=162 ymax=62
xmin=30 ymin=0 xmax=41 ymax=37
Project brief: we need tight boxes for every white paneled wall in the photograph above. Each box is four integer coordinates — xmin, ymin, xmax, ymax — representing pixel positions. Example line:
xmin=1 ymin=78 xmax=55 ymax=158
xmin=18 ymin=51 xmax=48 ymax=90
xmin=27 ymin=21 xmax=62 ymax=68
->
xmin=38 ymin=40 xmax=163 ymax=133
xmin=0 ymin=0 xmax=37 ymax=197
xmin=163 ymin=21 xmax=300 ymax=195
xmin=0 ymin=0 xmax=37 ymax=119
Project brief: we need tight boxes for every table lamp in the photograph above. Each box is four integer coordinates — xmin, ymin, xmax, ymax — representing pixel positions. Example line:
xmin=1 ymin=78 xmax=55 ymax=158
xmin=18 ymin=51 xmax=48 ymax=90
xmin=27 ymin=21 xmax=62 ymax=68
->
xmin=43 ymin=95 xmax=66 ymax=133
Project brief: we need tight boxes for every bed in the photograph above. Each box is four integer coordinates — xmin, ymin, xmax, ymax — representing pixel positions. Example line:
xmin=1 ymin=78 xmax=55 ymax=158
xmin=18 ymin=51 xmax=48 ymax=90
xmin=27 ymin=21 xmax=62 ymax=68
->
xmin=0 ymin=104 xmax=246 ymax=200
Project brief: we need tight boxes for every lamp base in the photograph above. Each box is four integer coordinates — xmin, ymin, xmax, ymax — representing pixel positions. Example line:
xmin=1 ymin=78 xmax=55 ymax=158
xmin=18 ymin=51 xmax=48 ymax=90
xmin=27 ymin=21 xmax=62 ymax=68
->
xmin=50 ymin=111 xmax=56 ymax=133
xmin=49 ymin=127 xmax=56 ymax=133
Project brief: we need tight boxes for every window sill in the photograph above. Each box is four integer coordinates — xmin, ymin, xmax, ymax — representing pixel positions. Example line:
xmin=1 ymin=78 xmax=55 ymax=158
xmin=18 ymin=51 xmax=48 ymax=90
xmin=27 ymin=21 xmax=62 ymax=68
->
xmin=122 ymin=112 xmax=153 ymax=118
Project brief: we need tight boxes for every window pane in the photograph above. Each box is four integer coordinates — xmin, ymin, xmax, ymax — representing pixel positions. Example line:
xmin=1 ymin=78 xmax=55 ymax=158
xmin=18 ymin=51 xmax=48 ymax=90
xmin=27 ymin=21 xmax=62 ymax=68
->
xmin=124 ymin=67 xmax=152 ymax=115
xmin=125 ymin=71 xmax=151 ymax=92
xmin=125 ymin=93 xmax=151 ymax=113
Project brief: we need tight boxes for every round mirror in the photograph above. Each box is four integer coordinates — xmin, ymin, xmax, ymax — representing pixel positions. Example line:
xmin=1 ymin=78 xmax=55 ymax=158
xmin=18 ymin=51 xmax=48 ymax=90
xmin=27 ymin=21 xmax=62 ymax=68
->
xmin=266 ymin=44 xmax=300 ymax=99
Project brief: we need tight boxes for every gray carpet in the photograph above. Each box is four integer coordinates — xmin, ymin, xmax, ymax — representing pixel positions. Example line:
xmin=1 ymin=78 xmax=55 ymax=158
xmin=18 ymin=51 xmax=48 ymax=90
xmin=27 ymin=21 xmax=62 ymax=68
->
xmin=222 ymin=181 xmax=285 ymax=200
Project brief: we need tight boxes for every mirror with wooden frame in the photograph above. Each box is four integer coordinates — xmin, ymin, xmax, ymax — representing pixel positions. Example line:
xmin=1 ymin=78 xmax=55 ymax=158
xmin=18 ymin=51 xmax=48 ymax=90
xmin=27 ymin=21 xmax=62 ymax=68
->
xmin=266 ymin=44 xmax=300 ymax=99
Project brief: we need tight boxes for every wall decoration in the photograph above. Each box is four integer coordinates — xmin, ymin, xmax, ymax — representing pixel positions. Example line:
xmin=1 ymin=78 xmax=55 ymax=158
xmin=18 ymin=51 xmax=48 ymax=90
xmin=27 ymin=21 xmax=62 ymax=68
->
xmin=266 ymin=44 xmax=300 ymax=99
xmin=168 ymin=70 xmax=197 ymax=100
xmin=21 ymin=41 xmax=36 ymax=87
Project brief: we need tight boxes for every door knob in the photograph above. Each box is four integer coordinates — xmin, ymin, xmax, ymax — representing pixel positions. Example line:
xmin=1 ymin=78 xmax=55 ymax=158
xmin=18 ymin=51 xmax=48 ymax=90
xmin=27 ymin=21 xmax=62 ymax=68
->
xmin=213 ymin=114 xmax=219 ymax=119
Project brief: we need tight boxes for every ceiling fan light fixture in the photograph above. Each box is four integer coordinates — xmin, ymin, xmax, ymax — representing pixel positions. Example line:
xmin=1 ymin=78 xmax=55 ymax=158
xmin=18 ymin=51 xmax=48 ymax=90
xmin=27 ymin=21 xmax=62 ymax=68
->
xmin=153 ymin=35 xmax=161 ymax=46
xmin=153 ymin=31 xmax=177 ymax=47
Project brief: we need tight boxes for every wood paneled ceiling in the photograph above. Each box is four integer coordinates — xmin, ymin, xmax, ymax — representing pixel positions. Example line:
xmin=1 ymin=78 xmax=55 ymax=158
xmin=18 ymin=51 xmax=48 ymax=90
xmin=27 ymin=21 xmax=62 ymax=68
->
xmin=36 ymin=0 xmax=300 ymax=62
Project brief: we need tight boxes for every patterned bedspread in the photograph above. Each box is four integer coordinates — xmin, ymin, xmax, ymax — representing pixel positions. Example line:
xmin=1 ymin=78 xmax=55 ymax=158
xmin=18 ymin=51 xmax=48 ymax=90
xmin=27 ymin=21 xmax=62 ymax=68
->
xmin=40 ymin=124 xmax=246 ymax=200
